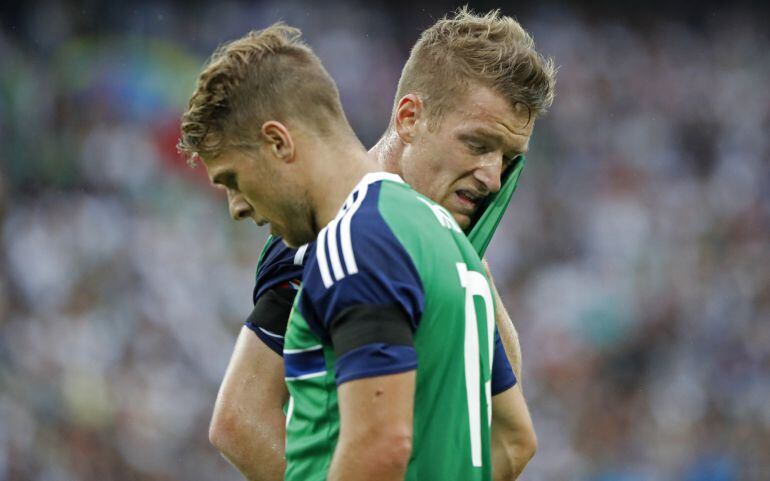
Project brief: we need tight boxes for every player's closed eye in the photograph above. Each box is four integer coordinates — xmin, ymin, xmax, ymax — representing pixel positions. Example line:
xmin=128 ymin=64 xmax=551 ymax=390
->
xmin=465 ymin=140 xmax=489 ymax=154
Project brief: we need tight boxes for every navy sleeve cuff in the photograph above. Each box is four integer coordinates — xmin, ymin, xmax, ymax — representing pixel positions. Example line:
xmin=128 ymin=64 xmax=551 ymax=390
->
xmin=491 ymin=330 xmax=517 ymax=395
xmin=334 ymin=343 xmax=417 ymax=385
xmin=284 ymin=346 xmax=326 ymax=380
xmin=246 ymin=321 xmax=285 ymax=356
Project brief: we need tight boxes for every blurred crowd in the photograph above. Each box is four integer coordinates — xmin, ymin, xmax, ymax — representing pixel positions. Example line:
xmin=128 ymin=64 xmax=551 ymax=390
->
xmin=1 ymin=2 xmax=768 ymax=480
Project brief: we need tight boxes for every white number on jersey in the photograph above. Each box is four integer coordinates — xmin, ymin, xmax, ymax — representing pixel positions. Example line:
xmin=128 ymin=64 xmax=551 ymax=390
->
xmin=456 ymin=262 xmax=495 ymax=467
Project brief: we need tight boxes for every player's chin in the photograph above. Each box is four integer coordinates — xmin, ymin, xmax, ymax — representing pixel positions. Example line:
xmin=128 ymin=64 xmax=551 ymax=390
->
xmin=269 ymin=224 xmax=286 ymax=242
xmin=277 ymin=226 xmax=314 ymax=248
xmin=450 ymin=194 xmax=478 ymax=228
xmin=448 ymin=210 xmax=472 ymax=230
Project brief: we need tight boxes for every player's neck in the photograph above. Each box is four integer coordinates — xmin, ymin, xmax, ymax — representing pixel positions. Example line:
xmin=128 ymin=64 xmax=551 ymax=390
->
xmin=309 ymin=139 xmax=379 ymax=232
xmin=369 ymin=128 xmax=403 ymax=177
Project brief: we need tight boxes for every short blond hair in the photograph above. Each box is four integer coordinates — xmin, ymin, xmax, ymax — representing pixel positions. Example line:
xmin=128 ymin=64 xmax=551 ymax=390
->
xmin=395 ymin=7 xmax=556 ymax=125
xmin=178 ymin=23 xmax=346 ymax=162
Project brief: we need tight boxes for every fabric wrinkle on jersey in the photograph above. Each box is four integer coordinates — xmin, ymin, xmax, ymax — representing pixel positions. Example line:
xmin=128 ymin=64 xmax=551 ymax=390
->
xmin=278 ymin=172 xmax=511 ymax=481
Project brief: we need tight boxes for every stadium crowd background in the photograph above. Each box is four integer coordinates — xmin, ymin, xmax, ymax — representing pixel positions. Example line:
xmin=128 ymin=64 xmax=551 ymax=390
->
xmin=1 ymin=1 xmax=768 ymax=480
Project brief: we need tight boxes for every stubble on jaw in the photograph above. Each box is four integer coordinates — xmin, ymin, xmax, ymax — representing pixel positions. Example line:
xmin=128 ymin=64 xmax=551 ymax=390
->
xmin=280 ymin=189 xmax=319 ymax=248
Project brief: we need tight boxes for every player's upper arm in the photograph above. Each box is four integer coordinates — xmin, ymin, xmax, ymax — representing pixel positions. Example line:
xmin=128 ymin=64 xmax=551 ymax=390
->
xmin=491 ymin=385 xmax=534 ymax=437
xmin=210 ymin=326 xmax=289 ymax=449
xmin=331 ymin=371 xmax=415 ymax=477
xmin=300 ymin=196 xmax=425 ymax=385
xmin=490 ymin=384 xmax=537 ymax=479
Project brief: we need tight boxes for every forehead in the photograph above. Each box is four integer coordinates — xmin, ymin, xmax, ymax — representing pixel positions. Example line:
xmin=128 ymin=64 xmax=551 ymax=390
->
xmin=446 ymin=85 xmax=535 ymax=140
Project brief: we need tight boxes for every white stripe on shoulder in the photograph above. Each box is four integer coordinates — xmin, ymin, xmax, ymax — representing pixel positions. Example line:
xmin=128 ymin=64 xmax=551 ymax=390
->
xmin=258 ymin=327 xmax=284 ymax=340
xmin=285 ymin=370 xmax=327 ymax=381
xmin=293 ymin=244 xmax=309 ymax=266
xmin=327 ymin=218 xmax=346 ymax=281
xmin=340 ymin=186 xmax=368 ymax=276
xmin=284 ymin=344 xmax=323 ymax=354
xmin=316 ymin=228 xmax=334 ymax=288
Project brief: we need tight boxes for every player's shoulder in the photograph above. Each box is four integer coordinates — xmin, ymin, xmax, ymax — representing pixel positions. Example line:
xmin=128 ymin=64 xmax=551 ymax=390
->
xmin=372 ymin=176 xmax=462 ymax=238
xmin=253 ymin=235 xmax=310 ymax=304
xmin=371 ymin=174 xmax=465 ymax=264
xmin=297 ymin=174 xmax=427 ymax=327
xmin=302 ymin=172 xmax=463 ymax=293
xmin=374 ymin=176 xmax=475 ymax=277
xmin=302 ymin=173 xmax=422 ymax=290
xmin=259 ymin=236 xmax=307 ymax=270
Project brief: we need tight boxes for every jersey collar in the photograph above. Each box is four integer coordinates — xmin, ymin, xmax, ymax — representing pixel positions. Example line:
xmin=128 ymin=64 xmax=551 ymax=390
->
xmin=357 ymin=171 xmax=404 ymax=187
xmin=329 ymin=172 xmax=405 ymax=223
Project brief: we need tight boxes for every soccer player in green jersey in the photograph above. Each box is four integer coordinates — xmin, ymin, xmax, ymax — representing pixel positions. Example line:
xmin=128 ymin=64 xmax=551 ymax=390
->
xmin=187 ymin=9 xmax=555 ymax=481
xmin=180 ymin=24 xmax=532 ymax=481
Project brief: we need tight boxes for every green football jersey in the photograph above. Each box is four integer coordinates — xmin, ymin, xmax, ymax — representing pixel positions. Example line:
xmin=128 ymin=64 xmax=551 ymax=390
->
xmin=466 ymin=155 xmax=525 ymax=256
xmin=283 ymin=172 xmax=516 ymax=481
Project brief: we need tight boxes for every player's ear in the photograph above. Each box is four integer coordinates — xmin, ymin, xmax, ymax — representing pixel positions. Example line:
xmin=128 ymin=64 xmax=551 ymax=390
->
xmin=260 ymin=121 xmax=295 ymax=163
xmin=394 ymin=94 xmax=424 ymax=143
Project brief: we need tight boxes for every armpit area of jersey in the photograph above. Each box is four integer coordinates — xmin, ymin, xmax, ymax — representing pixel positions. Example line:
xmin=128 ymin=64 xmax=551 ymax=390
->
xmin=330 ymin=304 xmax=417 ymax=385
xmin=245 ymin=287 xmax=297 ymax=355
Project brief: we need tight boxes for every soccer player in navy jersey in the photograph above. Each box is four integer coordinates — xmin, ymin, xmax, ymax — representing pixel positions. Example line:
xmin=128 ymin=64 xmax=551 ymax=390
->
xmin=195 ymin=9 xmax=555 ymax=481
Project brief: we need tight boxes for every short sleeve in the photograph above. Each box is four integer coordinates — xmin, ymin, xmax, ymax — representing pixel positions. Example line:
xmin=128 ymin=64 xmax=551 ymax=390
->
xmin=245 ymin=287 xmax=297 ymax=356
xmin=245 ymin=236 xmax=310 ymax=355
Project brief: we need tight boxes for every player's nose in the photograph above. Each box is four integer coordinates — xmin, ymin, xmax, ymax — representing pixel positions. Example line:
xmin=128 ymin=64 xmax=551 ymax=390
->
xmin=229 ymin=196 xmax=252 ymax=221
xmin=473 ymin=155 xmax=503 ymax=194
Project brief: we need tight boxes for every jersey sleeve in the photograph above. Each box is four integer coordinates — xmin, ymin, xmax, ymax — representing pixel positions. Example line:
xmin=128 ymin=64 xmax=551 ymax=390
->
xmin=299 ymin=201 xmax=425 ymax=385
xmin=245 ymin=236 xmax=310 ymax=355
xmin=491 ymin=329 xmax=517 ymax=395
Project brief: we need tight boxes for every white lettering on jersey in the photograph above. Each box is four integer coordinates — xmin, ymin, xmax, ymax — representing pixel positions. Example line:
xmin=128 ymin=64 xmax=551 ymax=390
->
xmin=417 ymin=197 xmax=462 ymax=232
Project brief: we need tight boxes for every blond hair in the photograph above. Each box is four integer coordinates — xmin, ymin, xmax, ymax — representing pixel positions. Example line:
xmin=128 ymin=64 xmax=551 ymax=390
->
xmin=395 ymin=7 xmax=556 ymax=125
xmin=178 ymin=23 xmax=346 ymax=162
